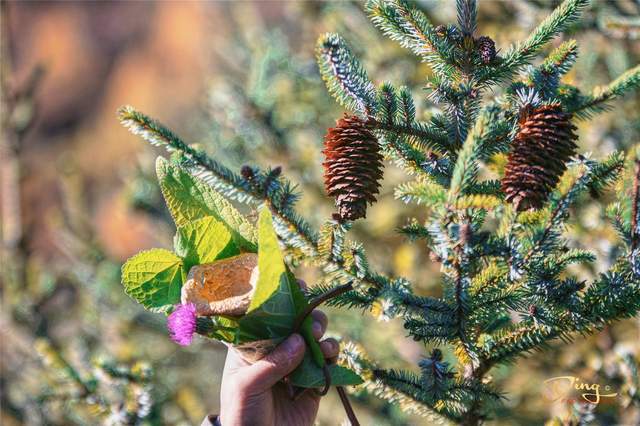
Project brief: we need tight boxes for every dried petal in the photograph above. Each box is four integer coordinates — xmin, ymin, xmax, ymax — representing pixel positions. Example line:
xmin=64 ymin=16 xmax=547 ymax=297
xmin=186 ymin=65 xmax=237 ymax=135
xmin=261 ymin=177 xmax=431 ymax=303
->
xmin=181 ymin=253 xmax=259 ymax=317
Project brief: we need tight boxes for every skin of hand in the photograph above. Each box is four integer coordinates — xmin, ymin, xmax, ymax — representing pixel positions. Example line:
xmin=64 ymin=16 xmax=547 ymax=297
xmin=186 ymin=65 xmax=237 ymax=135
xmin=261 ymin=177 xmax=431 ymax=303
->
xmin=219 ymin=309 xmax=339 ymax=426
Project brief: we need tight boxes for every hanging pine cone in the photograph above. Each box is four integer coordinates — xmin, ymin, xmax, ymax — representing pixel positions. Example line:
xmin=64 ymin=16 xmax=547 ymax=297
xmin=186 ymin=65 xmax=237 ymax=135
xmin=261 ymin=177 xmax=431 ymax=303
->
xmin=501 ymin=104 xmax=578 ymax=211
xmin=322 ymin=114 xmax=384 ymax=221
xmin=476 ymin=35 xmax=496 ymax=64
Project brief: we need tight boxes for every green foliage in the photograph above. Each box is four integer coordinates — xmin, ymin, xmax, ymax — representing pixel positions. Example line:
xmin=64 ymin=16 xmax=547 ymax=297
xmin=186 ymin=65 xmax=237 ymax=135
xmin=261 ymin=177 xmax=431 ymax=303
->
xmin=156 ymin=156 xmax=257 ymax=251
xmin=565 ymin=64 xmax=640 ymax=118
xmin=366 ymin=0 xmax=458 ymax=80
xmin=238 ymin=208 xmax=302 ymax=341
xmin=174 ymin=216 xmax=240 ymax=271
xmin=316 ymin=33 xmax=377 ymax=116
xmin=479 ymin=0 xmax=590 ymax=86
xmin=122 ymin=199 xmax=363 ymax=389
xmin=121 ymin=249 xmax=185 ymax=312
xmin=119 ymin=0 xmax=640 ymax=423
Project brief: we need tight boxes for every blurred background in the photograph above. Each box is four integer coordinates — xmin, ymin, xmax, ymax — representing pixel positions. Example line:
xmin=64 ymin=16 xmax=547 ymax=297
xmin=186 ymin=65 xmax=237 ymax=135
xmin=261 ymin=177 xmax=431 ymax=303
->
xmin=1 ymin=1 xmax=639 ymax=425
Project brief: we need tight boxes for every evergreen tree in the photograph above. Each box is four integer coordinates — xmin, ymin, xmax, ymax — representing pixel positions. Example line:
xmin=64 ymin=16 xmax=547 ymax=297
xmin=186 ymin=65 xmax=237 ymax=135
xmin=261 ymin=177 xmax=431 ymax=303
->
xmin=119 ymin=0 xmax=640 ymax=423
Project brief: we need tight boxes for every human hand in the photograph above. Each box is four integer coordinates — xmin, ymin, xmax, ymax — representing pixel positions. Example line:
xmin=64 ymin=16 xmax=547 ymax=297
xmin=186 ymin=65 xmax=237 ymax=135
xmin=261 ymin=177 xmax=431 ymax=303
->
xmin=219 ymin=310 xmax=339 ymax=426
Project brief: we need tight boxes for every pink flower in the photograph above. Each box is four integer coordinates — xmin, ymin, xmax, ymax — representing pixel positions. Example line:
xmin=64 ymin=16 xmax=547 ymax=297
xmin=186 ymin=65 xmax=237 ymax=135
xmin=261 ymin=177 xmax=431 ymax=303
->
xmin=167 ymin=303 xmax=197 ymax=346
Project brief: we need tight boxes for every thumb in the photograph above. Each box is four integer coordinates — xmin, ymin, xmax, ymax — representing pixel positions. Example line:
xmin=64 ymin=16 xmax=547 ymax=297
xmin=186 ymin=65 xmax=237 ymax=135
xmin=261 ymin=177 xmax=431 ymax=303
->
xmin=242 ymin=334 xmax=306 ymax=392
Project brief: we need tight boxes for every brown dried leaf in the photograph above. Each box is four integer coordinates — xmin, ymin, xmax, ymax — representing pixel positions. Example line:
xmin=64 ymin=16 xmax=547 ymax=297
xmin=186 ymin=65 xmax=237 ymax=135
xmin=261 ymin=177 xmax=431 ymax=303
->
xmin=181 ymin=253 xmax=258 ymax=316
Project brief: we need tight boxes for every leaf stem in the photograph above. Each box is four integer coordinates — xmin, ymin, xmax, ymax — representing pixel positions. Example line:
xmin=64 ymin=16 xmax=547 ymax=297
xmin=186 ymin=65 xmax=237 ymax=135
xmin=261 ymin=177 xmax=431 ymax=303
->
xmin=293 ymin=282 xmax=354 ymax=332
xmin=337 ymin=386 xmax=360 ymax=426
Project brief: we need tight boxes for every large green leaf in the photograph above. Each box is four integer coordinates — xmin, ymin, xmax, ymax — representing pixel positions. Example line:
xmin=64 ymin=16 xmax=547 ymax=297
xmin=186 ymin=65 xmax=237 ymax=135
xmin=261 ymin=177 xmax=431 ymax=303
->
xmin=156 ymin=157 xmax=257 ymax=251
xmin=289 ymin=353 xmax=364 ymax=388
xmin=121 ymin=249 xmax=185 ymax=312
xmin=237 ymin=209 xmax=299 ymax=342
xmin=174 ymin=216 xmax=240 ymax=271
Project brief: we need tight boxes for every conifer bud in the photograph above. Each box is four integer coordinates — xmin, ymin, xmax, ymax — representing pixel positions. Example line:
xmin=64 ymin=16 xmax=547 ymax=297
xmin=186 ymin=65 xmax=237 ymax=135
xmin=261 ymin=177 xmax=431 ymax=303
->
xmin=240 ymin=165 xmax=255 ymax=181
xmin=322 ymin=114 xmax=384 ymax=221
xmin=435 ymin=24 xmax=447 ymax=37
xmin=501 ymin=104 xmax=578 ymax=211
xmin=475 ymin=35 xmax=496 ymax=64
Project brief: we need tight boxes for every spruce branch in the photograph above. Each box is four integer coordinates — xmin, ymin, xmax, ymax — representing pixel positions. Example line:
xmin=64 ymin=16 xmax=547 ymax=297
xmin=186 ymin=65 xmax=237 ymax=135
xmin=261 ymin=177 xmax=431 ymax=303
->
xmin=582 ymin=263 xmax=640 ymax=324
xmin=372 ymin=368 xmax=464 ymax=421
xmin=316 ymin=33 xmax=378 ymax=116
xmin=539 ymin=39 xmax=578 ymax=78
xmin=567 ymin=65 xmax=640 ymax=117
xmin=366 ymin=0 xmax=459 ymax=80
xmin=519 ymin=153 xmax=625 ymax=267
xmin=427 ymin=77 xmax=480 ymax=147
xmin=395 ymin=178 xmax=446 ymax=206
xmin=369 ymin=117 xmax=453 ymax=155
xmin=448 ymin=110 xmax=495 ymax=201
xmin=478 ymin=0 xmax=589 ymax=86
xmin=398 ymin=86 xmax=416 ymax=124
xmin=482 ymin=323 xmax=561 ymax=365
xmin=398 ymin=219 xmax=432 ymax=242
xmin=340 ymin=342 xmax=456 ymax=422
xmin=456 ymin=0 xmax=477 ymax=37
xmin=118 ymin=106 xmax=250 ymax=199
xmin=377 ymin=130 xmax=438 ymax=178
xmin=528 ymin=39 xmax=578 ymax=99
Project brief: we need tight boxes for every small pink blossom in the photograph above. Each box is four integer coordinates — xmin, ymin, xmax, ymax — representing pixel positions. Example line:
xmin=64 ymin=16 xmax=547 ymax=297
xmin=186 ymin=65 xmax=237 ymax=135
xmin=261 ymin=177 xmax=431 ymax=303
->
xmin=167 ymin=303 xmax=197 ymax=346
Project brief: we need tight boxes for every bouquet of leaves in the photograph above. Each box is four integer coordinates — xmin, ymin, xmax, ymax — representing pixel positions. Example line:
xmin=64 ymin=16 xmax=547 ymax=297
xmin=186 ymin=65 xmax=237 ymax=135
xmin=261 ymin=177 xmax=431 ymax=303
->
xmin=121 ymin=158 xmax=363 ymax=416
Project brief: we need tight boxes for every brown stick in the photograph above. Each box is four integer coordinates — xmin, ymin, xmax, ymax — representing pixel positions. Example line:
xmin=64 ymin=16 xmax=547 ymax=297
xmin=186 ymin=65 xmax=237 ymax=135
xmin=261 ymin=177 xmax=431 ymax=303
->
xmin=336 ymin=386 xmax=360 ymax=426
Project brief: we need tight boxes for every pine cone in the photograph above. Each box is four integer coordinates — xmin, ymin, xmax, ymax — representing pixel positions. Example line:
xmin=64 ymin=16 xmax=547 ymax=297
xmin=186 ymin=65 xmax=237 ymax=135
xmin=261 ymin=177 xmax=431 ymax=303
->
xmin=322 ymin=114 xmax=384 ymax=221
xmin=476 ymin=35 xmax=496 ymax=64
xmin=502 ymin=104 xmax=578 ymax=211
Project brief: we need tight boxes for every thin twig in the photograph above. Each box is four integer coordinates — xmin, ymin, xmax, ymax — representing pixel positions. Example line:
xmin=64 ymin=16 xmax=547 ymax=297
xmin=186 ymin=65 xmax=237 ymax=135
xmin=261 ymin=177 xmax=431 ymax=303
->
xmin=293 ymin=282 xmax=354 ymax=332
xmin=336 ymin=386 xmax=360 ymax=426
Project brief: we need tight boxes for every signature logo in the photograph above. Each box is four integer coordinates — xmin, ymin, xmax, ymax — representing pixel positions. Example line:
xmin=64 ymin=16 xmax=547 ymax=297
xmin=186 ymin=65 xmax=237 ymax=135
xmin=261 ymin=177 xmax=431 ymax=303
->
xmin=543 ymin=376 xmax=618 ymax=404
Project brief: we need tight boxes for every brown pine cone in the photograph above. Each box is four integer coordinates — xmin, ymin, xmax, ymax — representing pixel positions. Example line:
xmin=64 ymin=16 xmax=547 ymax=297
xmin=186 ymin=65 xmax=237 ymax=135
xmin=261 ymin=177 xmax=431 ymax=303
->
xmin=322 ymin=114 xmax=384 ymax=221
xmin=501 ymin=104 xmax=578 ymax=211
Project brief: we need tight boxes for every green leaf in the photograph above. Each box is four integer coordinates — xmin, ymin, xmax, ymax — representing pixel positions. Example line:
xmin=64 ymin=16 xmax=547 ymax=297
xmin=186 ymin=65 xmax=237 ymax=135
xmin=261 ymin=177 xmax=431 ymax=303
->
xmin=174 ymin=216 xmax=240 ymax=271
xmin=156 ymin=157 xmax=257 ymax=251
xmin=121 ymin=249 xmax=184 ymax=312
xmin=237 ymin=209 xmax=300 ymax=342
xmin=289 ymin=353 xmax=364 ymax=388
xmin=250 ymin=208 xmax=289 ymax=310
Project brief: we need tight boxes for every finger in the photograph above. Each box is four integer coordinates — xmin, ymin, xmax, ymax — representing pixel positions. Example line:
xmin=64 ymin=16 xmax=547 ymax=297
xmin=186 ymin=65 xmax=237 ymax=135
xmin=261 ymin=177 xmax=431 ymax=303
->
xmin=311 ymin=310 xmax=328 ymax=339
xmin=242 ymin=334 xmax=305 ymax=392
xmin=297 ymin=279 xmax=307 ymax=291
xmin=319 ymin=338 xmax=339 ymax=360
